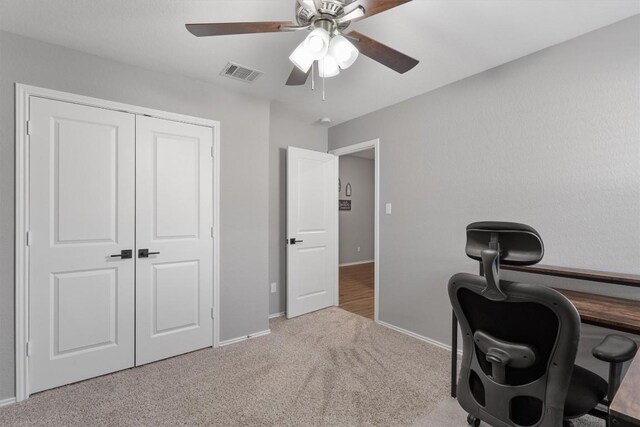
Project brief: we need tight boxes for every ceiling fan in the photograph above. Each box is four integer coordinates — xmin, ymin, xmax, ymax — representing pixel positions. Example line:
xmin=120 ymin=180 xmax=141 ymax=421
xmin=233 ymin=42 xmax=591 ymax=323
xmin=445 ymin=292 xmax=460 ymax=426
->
xmin=186 ymin=0 xmax=419 ymax=87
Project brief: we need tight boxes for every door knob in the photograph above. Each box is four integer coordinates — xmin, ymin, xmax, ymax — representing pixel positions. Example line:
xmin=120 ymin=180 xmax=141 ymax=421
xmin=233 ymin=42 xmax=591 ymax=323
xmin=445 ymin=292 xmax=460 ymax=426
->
xmin=138 ymin=249 xmax=160 ymax=258
xmin=110 ymin=249 xmax=132 ymax=259
xmin=289 ymin=238 xmax=304 ymax=245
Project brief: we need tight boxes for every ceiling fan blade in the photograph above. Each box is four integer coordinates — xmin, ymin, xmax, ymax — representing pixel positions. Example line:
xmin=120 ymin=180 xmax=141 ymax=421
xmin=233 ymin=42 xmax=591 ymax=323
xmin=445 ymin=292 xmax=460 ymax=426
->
xmin=186 ymin=21 xmax=295 ymax=37
xmin=335 ymin=6 xmax=365 ymax=24
xmin=344 ymin=0 xmax=412 ymax=22
xmin=286 ymin=67 xmax=311 ymax=86
xmin=347 ymin=31 xmax=419 ymax=74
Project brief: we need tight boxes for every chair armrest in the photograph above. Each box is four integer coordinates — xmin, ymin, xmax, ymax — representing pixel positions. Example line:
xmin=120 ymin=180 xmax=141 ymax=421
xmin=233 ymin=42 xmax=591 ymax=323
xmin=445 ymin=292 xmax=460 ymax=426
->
xmin=592 ymin=334 xmax=638 ymax=364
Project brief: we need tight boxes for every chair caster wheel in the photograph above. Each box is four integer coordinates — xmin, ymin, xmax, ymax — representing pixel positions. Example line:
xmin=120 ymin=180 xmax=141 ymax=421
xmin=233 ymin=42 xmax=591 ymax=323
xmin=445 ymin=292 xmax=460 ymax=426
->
xmin=467 ymin=414 xmax=481 ymax=426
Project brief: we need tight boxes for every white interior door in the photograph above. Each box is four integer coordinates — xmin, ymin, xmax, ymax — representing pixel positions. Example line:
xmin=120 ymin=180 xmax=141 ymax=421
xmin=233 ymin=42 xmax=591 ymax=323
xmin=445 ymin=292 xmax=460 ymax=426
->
xmin=29 ymin=97 xmax=135 ymax=393
xmin=135 ymin=116 xmax=214 ymax=365
xmin=286 ymin=147 xmax=337 ymax=318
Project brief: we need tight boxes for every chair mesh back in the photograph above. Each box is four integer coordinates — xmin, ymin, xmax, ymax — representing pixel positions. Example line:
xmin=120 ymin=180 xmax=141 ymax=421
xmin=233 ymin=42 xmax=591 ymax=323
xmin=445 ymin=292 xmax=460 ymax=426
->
xmin=457 ymin=288 xmax=559 ymax=386
xmin=449 ymin=274 xmax=580 ymax=427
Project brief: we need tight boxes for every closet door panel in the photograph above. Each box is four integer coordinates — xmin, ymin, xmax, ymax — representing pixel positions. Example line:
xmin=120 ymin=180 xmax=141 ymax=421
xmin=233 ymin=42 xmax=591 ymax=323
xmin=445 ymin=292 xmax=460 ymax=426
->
xmin=135 ymin=116 xmax=214 ymax=365
xmin=29 ymin=97 xmax=135 ymax=394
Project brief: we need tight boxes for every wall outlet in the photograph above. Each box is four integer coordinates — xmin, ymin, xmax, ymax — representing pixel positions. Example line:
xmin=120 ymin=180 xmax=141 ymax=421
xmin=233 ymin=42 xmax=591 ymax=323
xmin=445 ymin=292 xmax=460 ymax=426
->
xmin=270 ymin=282 xmax=277 ymax=293
xmin=357 ymin=246 xmax=361 ymax=252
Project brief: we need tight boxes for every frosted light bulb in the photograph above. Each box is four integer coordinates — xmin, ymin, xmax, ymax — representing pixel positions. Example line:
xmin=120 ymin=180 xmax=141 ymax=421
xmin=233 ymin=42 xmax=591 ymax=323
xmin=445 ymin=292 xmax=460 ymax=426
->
xmin=303 ymin=28 xmax=330 ymax=60
xmin=328 ymin=35 xmax=359 ymax=69
xmin=319 ymin=54 xmax=340 ymax=78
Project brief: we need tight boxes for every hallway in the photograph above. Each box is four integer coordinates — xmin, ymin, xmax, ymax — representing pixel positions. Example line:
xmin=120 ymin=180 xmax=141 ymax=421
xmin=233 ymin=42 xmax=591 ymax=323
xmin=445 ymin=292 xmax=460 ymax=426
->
xmin=339 ymin=262 xmax=374 ymax=319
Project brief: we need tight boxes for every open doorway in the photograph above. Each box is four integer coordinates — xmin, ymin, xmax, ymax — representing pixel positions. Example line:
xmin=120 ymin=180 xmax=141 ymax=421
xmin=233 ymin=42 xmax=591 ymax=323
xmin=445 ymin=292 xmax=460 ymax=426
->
xmin=330 ymin=140 xmax=379 ymax=321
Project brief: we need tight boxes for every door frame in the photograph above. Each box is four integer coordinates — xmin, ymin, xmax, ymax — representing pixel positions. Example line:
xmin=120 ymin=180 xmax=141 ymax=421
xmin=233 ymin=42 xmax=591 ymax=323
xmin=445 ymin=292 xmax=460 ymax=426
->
xmin=14 ymin=83 xmax=221 ymax=402
xmin=329 ymin=139 xmax=380 ymax=322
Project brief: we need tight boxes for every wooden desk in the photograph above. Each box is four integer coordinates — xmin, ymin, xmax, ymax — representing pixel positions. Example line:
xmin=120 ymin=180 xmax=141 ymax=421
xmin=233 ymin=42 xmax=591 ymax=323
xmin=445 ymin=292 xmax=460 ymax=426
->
xmin=450 ymin=265 xmax=640 ymax=398
xmin=554 ymin=289 xmax=640 ymax=335
xmin=502 ymin=264 xmax=640 ymax=289
xmin=611 ymin=355 xmax=640 ymax=426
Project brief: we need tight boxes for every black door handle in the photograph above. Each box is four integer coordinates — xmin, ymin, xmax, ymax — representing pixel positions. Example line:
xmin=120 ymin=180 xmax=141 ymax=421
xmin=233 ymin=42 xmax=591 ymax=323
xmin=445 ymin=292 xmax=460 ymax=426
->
xmin=110 ymin=249 xmax=132 ymax=259
xmin=289 ymin=238 xmax=304 ymax=245
xmin=138 ymin=249 xmax=160 ymax=258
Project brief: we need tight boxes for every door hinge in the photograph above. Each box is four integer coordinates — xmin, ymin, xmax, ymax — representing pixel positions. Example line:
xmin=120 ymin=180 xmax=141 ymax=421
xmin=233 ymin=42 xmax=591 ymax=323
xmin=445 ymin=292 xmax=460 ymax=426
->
xmin=211 ymin=146 xmax=214 ymax=158
xmin=26 ymin=120 xmax=33 ymax=136
xmin=26 ymin=231 xmax=32 ymax=246
xmin=210 ymin=308 xmax=214 ymax=319
xmin=26 ymin=341 xmax=32 ymax=357
xmin=211 ymin=227 xmax=214 ymax=238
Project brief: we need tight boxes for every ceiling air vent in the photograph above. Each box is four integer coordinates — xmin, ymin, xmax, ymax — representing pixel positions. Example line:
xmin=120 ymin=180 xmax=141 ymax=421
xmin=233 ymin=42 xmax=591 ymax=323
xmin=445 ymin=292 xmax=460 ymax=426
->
xmin=220 ymin=62 xmax=264 ymax=83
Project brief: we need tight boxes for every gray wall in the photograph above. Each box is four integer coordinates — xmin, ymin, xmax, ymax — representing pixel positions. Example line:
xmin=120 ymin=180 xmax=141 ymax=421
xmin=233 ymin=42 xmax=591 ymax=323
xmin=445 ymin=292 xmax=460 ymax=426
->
xmin=339 ymin=155 xmax=375 ymax=265
xmin=0 ymin=31 xmax=271 ymax=400
xmin=328 ymin=16 xmax=640 ymax=347
xmin=268 ymin=102 xmax=327 ymax=315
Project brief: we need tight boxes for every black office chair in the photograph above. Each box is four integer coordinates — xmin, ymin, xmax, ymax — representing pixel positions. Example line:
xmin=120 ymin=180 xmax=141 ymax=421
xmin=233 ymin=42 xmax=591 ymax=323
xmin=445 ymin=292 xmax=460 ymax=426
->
xmin=448 ymin=222 xmax=638 ymax=427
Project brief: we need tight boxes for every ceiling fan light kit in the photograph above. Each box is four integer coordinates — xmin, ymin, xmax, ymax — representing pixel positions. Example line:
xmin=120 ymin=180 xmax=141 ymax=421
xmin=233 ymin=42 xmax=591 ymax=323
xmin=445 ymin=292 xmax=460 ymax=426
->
xmin=289 ymin=42 xmax=315 ymax=72
xmin=319 ymin=54 xmax=340 ymax=78
xmin=291 ymin=21 xmax=348 ymax=77
xmin=329 ymin=35 xmax=359 ymax=69
xmin=289 ymin=26 xmax=359 ymax=81
xmin=304 ymin=27 xmax=331 ymax=58
xmin=186 ymin=0 xmax=419 ymax=93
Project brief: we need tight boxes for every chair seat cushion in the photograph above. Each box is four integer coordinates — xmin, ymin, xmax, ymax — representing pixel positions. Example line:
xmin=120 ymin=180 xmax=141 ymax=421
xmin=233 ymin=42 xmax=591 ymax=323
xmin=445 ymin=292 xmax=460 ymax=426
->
xmin=564 ymin=365 xmax=607 ymax=419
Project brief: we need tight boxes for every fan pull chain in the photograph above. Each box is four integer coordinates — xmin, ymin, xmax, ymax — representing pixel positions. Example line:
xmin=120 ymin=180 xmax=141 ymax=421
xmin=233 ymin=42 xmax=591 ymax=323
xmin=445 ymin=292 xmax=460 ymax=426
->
xmin=311 ymin=61 xmax=315 ymax=91
xmin=322 ymin=73 xmax=326 ymax=101
xmin=321 ymin=57 xmax=326 ymax=101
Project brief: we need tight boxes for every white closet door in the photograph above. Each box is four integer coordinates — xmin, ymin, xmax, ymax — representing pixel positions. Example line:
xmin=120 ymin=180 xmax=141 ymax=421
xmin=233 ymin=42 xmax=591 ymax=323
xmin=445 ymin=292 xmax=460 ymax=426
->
xmin=29 ymin=97 xmax=136 ymax=394
xmin=135 ymin=116 xmax=214 ymax=365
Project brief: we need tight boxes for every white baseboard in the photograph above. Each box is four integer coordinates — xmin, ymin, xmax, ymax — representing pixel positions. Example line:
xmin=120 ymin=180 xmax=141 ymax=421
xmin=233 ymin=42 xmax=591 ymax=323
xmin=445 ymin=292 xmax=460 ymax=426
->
xmin=218 ymin=329 xmax=271 ymax=347
xmin=268 ymin=312 xmax=285 ymax=319
xmin=339 ymin=260 xmax=374 ymax=267
xmin=376 ymin=319 xmax=463 ymax=357
xmin=0 ymin=397 xmax=16 ymax=407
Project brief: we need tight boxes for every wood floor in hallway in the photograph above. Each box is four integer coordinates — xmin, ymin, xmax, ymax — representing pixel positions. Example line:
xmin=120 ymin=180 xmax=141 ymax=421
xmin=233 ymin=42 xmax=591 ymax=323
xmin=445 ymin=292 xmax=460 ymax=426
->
xmin=339 ymin=262 xmax=374 ymax=319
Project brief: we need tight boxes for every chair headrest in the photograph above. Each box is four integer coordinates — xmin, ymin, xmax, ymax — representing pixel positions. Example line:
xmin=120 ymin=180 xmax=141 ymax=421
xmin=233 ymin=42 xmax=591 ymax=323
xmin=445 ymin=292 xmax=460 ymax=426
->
xmin=465 ymin=221 xmax=544 ymax=266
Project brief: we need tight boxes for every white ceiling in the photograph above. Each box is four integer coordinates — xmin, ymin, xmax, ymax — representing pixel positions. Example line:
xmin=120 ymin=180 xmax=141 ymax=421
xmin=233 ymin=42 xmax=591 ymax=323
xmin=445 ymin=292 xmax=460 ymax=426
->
xmin=1 ymin=0 xmax=638 ymax=125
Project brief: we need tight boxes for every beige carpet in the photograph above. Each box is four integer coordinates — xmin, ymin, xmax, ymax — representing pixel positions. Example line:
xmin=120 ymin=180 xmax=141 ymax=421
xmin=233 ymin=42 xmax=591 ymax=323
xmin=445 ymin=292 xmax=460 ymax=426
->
xmin=0 ymin=308 xmax=450 ymax=426
xmin=0 ymin=307 xmax=604 ymax=426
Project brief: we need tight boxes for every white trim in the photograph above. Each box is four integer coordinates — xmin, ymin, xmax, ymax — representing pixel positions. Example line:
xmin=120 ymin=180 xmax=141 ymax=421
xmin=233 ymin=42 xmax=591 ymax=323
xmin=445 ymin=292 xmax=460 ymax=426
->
xmin=0 ymin=397 xmax=17 ymax=408
xmin=16 ymin=84 xmax=218 ymax=128
xmin=212 ymin=123 xmax=221 ymax=349
xmin=15 ymin=84 xmax=30 ymax=402
xmin=339 ymin=260 xmax=374 ymax=267
xmin=329 ymin=139 xmax=380 ymax=322
xmin=330 ymin=140 xmax=378 ymax=156
xmin=218 ymin=329 xmax=271 ymax=347
xmin=14 ymin=83 xmax=221 ymax=401
xmin=268 ymin=312 xmax=285 ymax=319
xmin=332 ymin=155 xmax=340 ymax=308
xmin=376 ymin=320 xmax=464 ymax=357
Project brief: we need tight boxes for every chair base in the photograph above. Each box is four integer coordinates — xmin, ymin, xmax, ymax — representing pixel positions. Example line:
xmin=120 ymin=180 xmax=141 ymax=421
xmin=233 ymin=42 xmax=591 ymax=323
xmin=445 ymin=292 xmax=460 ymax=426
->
xmin=467 ymin=414 xmax=481 ymax=426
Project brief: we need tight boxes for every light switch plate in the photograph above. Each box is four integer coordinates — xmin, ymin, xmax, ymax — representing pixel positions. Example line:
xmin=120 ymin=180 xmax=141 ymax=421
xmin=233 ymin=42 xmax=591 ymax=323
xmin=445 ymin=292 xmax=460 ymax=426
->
xmin=385 ymin=203 xmax=392 ymax=215
xmin=270 ymin=282 xmax=277 ymax=293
